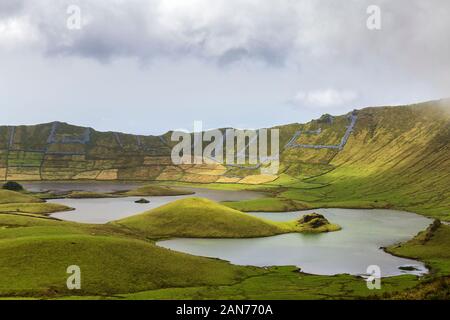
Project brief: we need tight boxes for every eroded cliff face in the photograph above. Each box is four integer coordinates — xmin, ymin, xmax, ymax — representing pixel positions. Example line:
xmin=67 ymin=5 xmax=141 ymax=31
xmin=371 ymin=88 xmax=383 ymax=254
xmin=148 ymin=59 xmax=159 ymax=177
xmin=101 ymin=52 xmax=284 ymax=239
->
xmin=0 ymin=100 xmax=449 ymax=201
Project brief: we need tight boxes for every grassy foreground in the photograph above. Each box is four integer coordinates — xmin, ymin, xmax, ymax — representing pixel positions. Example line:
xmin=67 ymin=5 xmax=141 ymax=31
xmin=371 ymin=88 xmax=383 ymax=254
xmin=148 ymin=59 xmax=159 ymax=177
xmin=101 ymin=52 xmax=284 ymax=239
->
xmin=0 ymin=190 xmax=337 ymax=299
xmin=61 ymin=221 xmax=450 ymax=300
xmin=387 ymin=222 xmax=450 ymax=276
xmin=385 ymin=222 xmax=450 ymax=299
xmin=0 ymin=189 xmax=447 ymax=300
xmin=0 ymin=211 xmax=262 ymax=297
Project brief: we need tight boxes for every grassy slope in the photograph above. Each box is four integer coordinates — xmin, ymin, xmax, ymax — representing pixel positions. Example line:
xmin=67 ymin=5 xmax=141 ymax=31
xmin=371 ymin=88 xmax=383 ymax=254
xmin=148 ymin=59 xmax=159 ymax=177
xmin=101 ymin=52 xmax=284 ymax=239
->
xmin=387 ymin=223 xmax=450 ymax=276
xmin=0 ymin=213 xmax=262 ymax=297
xmin=116 ymin=267 xmax=419 ymax=300
xmin=0 ymin=190 xmax=73 ymax=216
xmin=221 ymin=100 xmax=449 ymax=221
xmin=0 ymin=190 xmax=43 ymax=204
xmin=223 ymin=197 xmax=310 ymax=212
xmin=122 ymin=185 xmax=194 ymax=196
xmin=0 ymin=203 xmax=73 ymax=216
xmin=385 ymin=223 xmax=450 ymax=299
xmin=66 ymin=191 xmax=118 ymax=199
xmin=291 ymin=101 xmax=450 ymax=220
xmin=113 ymin=197 xmax=339 ymax=238
xmin=63 ymin=222 xmax=450 ymax=300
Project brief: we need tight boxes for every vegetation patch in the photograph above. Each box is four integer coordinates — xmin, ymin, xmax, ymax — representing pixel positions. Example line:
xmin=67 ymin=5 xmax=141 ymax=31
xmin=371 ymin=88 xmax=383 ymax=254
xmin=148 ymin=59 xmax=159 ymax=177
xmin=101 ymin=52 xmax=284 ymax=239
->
xmin=223 ymin=197 xmax=310 ymax=212
xmin=2 ymin=181 xmax=24 ymax=191
xmin=380 ymin=223 xmax=450 ymax=299
xmin=122 ymin=185 xmax=194 ymax=197
xmin=0 ymin=203 xmax=73 ymax=216
xmin=113 ymin=266 xmax=420 ymax=300
xmin=0 ymin=214 xmax=262 ymax=298
xmin=113 ymin=198 xmax=287 ymax=238
xmin=0 ymin=190 xmax=43 ymax=205
xmin=113 ymin=198 xmax=340 ymax=238
xmin=387 ymin=223 xmax=450 ymax=276
xmin=66 ymin=191 xmax=118 ymax=199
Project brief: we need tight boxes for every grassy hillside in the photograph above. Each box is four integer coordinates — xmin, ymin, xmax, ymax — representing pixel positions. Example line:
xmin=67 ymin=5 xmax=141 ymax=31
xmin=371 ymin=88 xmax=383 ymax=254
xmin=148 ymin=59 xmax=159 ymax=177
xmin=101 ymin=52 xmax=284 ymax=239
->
xmin=0 ymin=203 xmax=73 ymax=216
xmin=114 ymin=197 xmax=289 ymax=238
xmin=122 ymin=185 xmax=194 ymax=197
xmin=0 ymin=213 xmax=262 ymax=297
xmin=309 ymin=101 xmax=449 ymax=219
xmin=385 ymin=222 xmax=450 ymax=299
xmin=223 ymin=197 xmax=310 ymax=212
xmin=225 ymin=99 xmax=450 ymax=220
xmin=59 ymin=221 xmax=450 ymax=300
xmin=116 ymin=267 xmax=419 ymax=300
xmin=113 ymin=197 xmax=339 ymax=238
xmin=387 ymin=222 xmax=450 ymax=276
xmin=0 ymin=190 xmax=43 ymax=204
xmin=0 ymin=190 xmax=73 ymax=217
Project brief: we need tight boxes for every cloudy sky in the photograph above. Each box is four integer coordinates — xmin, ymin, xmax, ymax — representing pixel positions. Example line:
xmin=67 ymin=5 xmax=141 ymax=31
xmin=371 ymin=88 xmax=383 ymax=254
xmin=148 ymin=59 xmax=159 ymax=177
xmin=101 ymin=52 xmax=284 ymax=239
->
xmin=0 ymin=0 xmax=449 ymax=135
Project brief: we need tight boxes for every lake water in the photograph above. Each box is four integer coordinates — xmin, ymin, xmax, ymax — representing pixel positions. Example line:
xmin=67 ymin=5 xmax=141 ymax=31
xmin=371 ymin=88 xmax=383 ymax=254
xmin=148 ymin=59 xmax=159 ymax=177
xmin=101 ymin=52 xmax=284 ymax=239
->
xmin=30 ymin=182 xmax=431 ymax=277
xmin=157 ymin=208 xmax=431 ymax=277
xmin=43 ymin=183 xmax=263 ymax=224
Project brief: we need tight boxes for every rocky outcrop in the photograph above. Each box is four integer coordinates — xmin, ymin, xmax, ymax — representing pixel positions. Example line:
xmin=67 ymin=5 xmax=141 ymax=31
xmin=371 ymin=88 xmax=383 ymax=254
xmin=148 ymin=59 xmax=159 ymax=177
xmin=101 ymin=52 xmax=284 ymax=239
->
xmin=297 ymin=213 xmax=330 ymax=229
xmin=135 ymin=198 xmax=150 ymax=204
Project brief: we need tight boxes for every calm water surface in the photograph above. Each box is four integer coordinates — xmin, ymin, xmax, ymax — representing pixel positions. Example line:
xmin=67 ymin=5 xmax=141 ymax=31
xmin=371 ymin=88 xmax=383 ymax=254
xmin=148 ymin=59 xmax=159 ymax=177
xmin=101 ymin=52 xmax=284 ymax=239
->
xmin=158 ymin=209 xmax=431 ymax=277
xmin=40 ymin=182 xmax=263 ymax=223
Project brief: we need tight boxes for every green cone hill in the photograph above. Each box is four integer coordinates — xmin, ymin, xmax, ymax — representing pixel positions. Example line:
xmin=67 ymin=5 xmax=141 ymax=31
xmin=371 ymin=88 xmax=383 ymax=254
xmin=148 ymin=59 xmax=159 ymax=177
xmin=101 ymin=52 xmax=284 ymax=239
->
xmin=112 ymin=197 xmax=340 ymax=238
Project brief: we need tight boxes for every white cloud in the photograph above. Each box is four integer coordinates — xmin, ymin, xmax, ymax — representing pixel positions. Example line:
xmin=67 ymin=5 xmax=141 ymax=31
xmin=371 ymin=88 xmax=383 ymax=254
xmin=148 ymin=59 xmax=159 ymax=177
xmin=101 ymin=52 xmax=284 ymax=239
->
xmin=0 ymin=0 xmax=448 ymax=134
xmin=0 ymin=0 xmax=449 ymax=75
xmin=0 ymin=15 xmax=38 ymax=49
xmin=292 ymin=89 xmax=358 ymax=108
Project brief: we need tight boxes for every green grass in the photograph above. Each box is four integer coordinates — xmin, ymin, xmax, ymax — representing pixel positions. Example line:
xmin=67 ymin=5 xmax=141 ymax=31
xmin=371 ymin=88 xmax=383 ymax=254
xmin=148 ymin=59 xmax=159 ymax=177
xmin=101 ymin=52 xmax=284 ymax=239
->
xmin=0 ymin=190 xmax=72 ymax=217
xmin=156 ymin=180 xmax=277 ymax=192
xmin=0 ymin=190 xmax=43 ymax=204
xmin=0 ymin=235 xmax=260 ymax=297
xmin=109 ymin=266 xmax=420 ymax=300
xmin=0 ymin=202 xmax=73 ymax=216
xmin=113 ymin=197 xmax=340 ymax=238
xmin=113 ymin=197 xmax=289 ymax=238
xmin=53 ymin=222 xmax=450 ymax=300
xmin=0 ymin=214 xmax=262 ymax=298
xmin=7 ymin=151 xmax=44 ymax=167
xmin=122 ymin=185 xmax=195 ymax=197
xmin=381 ymin=222 xmax=450 ymax=299
xmin=66 ymin=191 xmax=118 ymax=199
xmin=223 ymin=198 xmax=311 ymax=212
xmin=387 ymin=223 xmax=450 ymax=276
